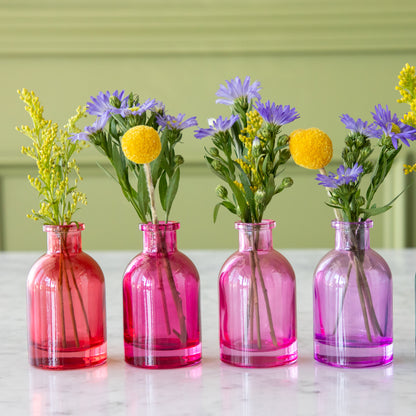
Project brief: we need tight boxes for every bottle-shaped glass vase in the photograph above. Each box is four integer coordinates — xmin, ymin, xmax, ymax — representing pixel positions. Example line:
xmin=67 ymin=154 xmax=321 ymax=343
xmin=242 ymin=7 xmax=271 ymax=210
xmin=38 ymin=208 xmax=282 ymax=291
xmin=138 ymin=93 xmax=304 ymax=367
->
xmin=123 ymin=221 xmax=201 ymax=368
xmin=313 ymin=220 xmax=393 ymax=368
xmin=219 ymin=220 xmax=297 ymax=368
xmin=27 ymin=224 xmax=107 ymax=370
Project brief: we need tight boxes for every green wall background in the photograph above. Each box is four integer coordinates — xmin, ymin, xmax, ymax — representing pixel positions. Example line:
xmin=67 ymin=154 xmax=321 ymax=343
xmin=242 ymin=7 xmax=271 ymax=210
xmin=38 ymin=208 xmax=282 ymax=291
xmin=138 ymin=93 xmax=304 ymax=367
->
xmin=1 ymin=0 xmax=416 ymax=251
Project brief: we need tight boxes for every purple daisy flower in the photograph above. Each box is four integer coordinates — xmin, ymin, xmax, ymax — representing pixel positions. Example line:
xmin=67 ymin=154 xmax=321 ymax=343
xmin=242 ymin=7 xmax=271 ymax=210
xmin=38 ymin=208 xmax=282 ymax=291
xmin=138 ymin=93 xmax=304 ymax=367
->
xmin=87 ymin=90 xmax=128 ymax=127
xmin=156 ymin=113 xmax=198 ymax=131
xmin=215 ymin=76 xmax=261 ymax=105
xmin=119 ymin=98 xmax=157 ymax=117
xmin=194 ymin=115 xmax=239 ymax=139
xmin=340 ymin=114 xmax=373 ymax=136
xmin=370 ymin=104 xmax=416 ymax=148
xmin=255 ymin=101 xmax=300 ymax=126
xmin=70 ymin=119 xmax=102 ymax=142
xmin=316 ymin=163 xmax=363 ymax=188
xmin=151 ymin=100 xmax=165 ymax=114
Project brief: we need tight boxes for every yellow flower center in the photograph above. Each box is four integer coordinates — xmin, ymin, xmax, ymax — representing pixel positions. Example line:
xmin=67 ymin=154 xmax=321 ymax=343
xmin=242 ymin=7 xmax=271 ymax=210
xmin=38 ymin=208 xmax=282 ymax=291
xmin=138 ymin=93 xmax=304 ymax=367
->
xmin=121 ymin=125 xmax=161 ymax=164
xmin=289 ymin=127 xmax=333 ymax=169
xmin=391 ymin=123 xmax=401 ymax=134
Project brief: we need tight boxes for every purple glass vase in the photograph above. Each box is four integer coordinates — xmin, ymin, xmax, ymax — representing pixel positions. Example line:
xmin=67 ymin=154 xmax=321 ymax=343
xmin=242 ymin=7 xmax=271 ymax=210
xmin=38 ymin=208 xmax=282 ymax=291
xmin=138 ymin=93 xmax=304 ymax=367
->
xmin=123 ymin=221 xmax=201 ymax=368
xmin=27 ymin=224 xmax=107 ymax=370
xmin=219 ymin=220 xmax=297 ymax=368
xmin=313 ymin=220 xmax=393 ymax=368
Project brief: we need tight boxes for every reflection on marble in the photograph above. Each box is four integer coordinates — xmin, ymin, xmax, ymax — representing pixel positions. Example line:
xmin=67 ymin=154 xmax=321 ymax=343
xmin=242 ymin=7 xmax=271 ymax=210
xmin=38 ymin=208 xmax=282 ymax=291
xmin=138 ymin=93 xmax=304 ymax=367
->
xmin=0 ymin=249 xmax=415 ymax=415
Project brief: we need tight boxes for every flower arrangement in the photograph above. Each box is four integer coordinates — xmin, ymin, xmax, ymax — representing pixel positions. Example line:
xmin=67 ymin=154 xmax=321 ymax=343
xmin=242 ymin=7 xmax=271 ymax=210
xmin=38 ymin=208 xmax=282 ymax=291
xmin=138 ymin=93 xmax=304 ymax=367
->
xmin=195 ymin=76 xmax=299 ymax=354
xmin=17 ymin=89 xmax=95 ymax=353
xmin=195 ymin=76 xmax=298 ymax=223
xmin=396 ymin=63 xmax=416 ymax=174
xmin=17 ymin=89 xmax=87 ymax=224
xmin=71 ymin=90 xmax=197 ymax=348
xmin=290 ymin=107 xmax=416 ymax=222
xmin=72 ymin=91 xmax=197 ymax=224
xmin=290 ymin=106 xmax=416 ymax=343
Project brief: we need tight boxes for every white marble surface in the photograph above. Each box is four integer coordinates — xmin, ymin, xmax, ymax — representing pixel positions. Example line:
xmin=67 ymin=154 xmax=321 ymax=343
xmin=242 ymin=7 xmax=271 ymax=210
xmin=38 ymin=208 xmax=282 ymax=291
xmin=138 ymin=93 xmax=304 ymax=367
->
xmin=1 ymin=249 xmax=416 ymax=415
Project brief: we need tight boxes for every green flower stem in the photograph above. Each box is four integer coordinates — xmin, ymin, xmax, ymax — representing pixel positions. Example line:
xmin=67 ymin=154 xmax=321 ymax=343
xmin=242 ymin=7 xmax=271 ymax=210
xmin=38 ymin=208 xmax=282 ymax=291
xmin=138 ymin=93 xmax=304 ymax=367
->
xmin=58 ymin=252 xmax=67 ymax=348
xmin=144 ymin=163 xmax=158 ymax=224
xmin=144 ymin=162 xmax=187 ymax=345
xmin=62 ymin=255 xmax=80 ymax=348
xmin=249 ymin=248 xmax=262 ymax=349
xmin=355 ymin=258 xmax=383 ymax=336
xmin=63 ymin=235 xmax=92 ymax=339
xmin=253 ymin=231 xmax=277 ymax=347
xmin=332 ymin=260 xmax=352 ymax=335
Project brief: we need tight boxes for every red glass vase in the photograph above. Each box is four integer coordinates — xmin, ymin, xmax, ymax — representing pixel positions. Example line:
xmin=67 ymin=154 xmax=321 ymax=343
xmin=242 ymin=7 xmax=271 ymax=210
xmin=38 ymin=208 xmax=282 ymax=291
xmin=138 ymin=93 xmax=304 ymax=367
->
xmin=27 ymin=224 xmax=107 ymax=370
xmin=219 ymin=220 xmax=297 ymax=367
xmin=123 ymin=221 xmax=201 ymax=368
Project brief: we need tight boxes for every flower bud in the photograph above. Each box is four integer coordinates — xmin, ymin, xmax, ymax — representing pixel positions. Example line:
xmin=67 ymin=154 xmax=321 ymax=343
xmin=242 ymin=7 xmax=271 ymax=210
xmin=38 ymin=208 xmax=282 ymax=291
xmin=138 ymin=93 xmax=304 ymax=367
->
xmin=361 ymin=147 xmax=372 ymax=158
xmin=254 ymin=189 xmax=266 ymax=205
xmin=127 ymin=93 xmax=135 ymax=107
xmin=356 ymin=136 xmax=366 ymax=148
xmin=381 ymin=136 xmax=393 ymax=147
xmin=216 ymin=185 xmax=228 ymax=199
xmin=252 ymin=137 xmax=262 ymax=157
xmin=345 ymin=153 xmax=356 ymax=166
xmin=109 ymin=95 xmax=121 ymax=108
xmin=282 ymin=177 xmax=294 ymax=188
xmin=212 ymin=160 xmax=223 ymax=172
xmin=345 ymin=136 xmax=354 ymax=147
xmin=279 ymin=149 xmax=291 ymax=163
xmin=277 ymin=134 xmax=289 ymax=146
xmin=356 ymin=196 xmax=365 ymax=206
xmin=209 ymin=147 xmax=219 ymax=157
xmin=174 ymin=155 xmax=184 ymax=166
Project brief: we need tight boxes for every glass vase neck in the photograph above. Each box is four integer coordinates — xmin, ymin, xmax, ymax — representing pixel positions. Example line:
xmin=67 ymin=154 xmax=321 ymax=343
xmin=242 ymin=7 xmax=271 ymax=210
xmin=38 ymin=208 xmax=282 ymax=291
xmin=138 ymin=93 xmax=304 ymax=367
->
xmin=332 ymin=220 xmax=373 ymax=251
xmin=43 ymin=223 xmax=84 ymax=255
xmin=236 ymin=220 xmax=275 ymax=252
xmin=141 ymin=221 xmax=179 ymax=253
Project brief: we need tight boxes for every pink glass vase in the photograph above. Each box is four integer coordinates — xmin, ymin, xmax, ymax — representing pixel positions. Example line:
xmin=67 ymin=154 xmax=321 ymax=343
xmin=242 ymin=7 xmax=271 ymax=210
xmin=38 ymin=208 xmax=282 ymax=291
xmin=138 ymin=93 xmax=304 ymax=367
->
xmin=123 ymin=221 xmax=201 ymax=368
xmin=27 ymin=224 xmax=107 ymax=370
xmin=313 ymin=220 xmax=393 ymax=368
xmin=219 ymin=220 xmax=297 ymax=368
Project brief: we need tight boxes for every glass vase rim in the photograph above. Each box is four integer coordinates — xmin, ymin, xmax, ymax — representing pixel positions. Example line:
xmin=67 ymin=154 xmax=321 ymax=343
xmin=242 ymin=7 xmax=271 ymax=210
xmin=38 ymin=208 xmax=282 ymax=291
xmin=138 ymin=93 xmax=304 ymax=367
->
xmin=331 ymin=219 xmax=373 ymax=229
xmin=235 ymin=219 xmax=276 ymax=230
xmin=140 ymin=221 xmax=180 ymax=232
xmin=43 ymin=223 xmax=85 ymax=233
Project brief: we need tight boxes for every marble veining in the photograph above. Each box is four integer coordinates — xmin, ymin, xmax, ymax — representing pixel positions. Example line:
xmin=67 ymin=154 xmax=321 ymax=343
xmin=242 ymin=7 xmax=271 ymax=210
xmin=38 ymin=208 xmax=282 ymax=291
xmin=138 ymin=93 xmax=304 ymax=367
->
xmin=0 ymin=249 xmax=415 ymax=415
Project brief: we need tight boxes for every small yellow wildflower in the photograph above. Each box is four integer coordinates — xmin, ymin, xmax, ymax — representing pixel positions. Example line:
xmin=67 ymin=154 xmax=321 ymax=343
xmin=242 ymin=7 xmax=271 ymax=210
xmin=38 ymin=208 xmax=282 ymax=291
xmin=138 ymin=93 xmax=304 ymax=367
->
xmin=404 ymin=163 xmax=416 ymax=175
xmin=121 ymin=125 xmax=162 ymax=164
xmin=289 ymin=128 xmax=333 ymax=169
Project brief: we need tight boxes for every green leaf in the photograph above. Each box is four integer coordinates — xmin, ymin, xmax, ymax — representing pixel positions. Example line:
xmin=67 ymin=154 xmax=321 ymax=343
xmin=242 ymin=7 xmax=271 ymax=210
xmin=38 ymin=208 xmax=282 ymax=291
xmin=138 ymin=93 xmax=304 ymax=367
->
xmin=213 ymin=201 xmax=237 ymax=222
xmin=213 ymin=203 xmax=221 ymax=223
xmin=227 ymin=179 xmax=249 ymax=222
xmin=361 ymin=205 xmax=392 ymax=217
xmin=236 ymin=164 xmax=256 ymax=221
xmin=159 ymin=172 xmax=167 ymax=211
xmin=96 ymin=162 xmax=118 ymax=182
xmin=136 ymin=166 xmax=150 ymax=220
xmin=165 ymin=168 xmax=180 ymax=219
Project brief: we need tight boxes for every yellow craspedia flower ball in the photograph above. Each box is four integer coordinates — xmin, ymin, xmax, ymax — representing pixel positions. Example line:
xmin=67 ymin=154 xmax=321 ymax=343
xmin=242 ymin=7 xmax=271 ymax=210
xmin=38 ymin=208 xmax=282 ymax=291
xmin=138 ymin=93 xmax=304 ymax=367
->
xmin=121 ymin=125 xmax=161 ymax=164
xmin=289 ymin=127 xmax=333 ymax=169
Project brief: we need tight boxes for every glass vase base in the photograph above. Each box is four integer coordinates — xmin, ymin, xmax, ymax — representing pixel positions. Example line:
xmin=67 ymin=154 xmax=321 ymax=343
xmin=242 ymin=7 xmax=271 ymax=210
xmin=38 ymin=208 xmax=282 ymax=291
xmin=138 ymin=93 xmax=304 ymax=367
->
xmin=29 ymin=341 xmax=107 ymax=370
xmin=220 ymin=340 xmax=297 ymax=368
xmin=124 ymin=341 xmax=202 ymax=369
xmin=314 ymin=340 xmax=393 ymax=368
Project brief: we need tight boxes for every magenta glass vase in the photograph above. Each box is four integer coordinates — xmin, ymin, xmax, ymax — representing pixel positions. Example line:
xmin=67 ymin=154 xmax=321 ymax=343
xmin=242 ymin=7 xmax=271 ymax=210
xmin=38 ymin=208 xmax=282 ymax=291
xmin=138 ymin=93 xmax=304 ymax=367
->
xmin=313 ymin=220 xmax=393 ymax=368
xmin=219 ymin=220 xmax=297 ymax=368
xmin=123 ymin=221 xmax=201 ymax=368
xmin=27 ymin=224 xmax=107 ymax=370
